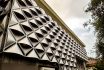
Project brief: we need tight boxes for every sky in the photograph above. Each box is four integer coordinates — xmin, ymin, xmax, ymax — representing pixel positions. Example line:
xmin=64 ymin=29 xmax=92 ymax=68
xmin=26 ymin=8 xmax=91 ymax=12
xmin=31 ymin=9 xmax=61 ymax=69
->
xmin=45 ymin=0 xmax=96 ymax=57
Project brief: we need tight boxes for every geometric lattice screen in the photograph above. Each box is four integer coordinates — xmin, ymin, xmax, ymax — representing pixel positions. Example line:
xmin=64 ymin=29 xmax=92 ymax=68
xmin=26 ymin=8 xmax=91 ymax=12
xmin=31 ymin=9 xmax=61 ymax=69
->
xmin=0 ymin=0 xmax=87 ymax=70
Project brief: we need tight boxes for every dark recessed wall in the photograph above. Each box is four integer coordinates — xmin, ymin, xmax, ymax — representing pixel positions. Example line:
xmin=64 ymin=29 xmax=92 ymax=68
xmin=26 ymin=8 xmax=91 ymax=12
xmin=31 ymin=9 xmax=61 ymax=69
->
xmin=0 ymin=53 xmax=59 ymax=70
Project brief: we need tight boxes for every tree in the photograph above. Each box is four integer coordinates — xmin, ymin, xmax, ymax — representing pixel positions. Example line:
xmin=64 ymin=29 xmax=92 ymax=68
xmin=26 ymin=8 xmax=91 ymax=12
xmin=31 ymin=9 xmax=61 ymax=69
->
xmin=86 ymin=0 xmax=104 ymax=69
xmin=86 ymin=0 xmax=104 ymax=59
xmin=94 ymin=59 xmax=104 ymax=70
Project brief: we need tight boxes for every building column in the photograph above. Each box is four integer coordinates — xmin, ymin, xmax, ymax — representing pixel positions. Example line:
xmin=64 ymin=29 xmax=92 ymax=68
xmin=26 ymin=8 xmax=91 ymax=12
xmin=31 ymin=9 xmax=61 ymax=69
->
xmin=83 ymin=62 xmax=87 ymax=70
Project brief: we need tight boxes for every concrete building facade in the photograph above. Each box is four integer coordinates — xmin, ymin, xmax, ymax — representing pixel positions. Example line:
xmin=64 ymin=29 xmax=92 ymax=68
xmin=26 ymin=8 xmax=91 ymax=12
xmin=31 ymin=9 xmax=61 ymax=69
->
xmin=0 ymin=0 xmax=88 ymax=70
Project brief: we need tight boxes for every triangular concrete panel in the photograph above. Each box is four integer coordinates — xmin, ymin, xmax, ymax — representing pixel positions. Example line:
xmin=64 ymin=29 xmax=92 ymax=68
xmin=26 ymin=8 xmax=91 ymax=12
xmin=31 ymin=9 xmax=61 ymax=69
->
xmin=4 ymin=30 xmax=15 ymax=48
xmin=41 ymin=53 xmax=49 ymax=61
xmin=27 ymin=49 xmax=39 ymax=58
xmin=4 ymin=44 xmax=23 ymax=55
xmin=12 ymin=0 xmax=20 ymax=9
xmin=52 ymin=56 xmax=57 ymax=63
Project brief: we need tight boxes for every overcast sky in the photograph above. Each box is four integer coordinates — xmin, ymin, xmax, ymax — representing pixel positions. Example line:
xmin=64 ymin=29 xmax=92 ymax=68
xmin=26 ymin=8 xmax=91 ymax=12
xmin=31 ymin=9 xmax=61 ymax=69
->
xmin=45 ymin=0 xmax=96 ymax=57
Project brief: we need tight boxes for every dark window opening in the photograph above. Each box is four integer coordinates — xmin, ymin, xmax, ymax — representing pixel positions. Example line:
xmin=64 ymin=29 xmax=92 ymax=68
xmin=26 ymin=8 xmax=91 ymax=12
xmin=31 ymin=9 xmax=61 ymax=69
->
xmin=54 ymin=43 xmax=58 ymax=46
xmin=23 ymin=10 xmax=32 ymax=18
xmin=29 ymin=37 xmax=38 ymax=43
xmin=47 ymin=53 xmax=53 ymax=56
xmin=44 ymin=16 xmax=50 ymax=21
xmin=46 ymin=39 xmax=52 ymax=43
xmin=40 ymin=18 xmax=47 ymax=23
xmin=56 ymin=39 xmax=60 ymax=42
xmin=0 ymin=11 xmax=3 ymax=15
xmin=29 ymin=21 xmax=38 ymax=29
xmin=62 ymin=43 xmax=65 ymax=45
xmin=63 ymin=40 xmax=66 ymax=42
xmin=48 ymin=24 xmax=53 ymax=28
xmin=17 ymin=0 xmax=26 ymax=7
xmin=10 ymin=29 xmax=24 ymax=36
xmin=35 ymin=8 xmax=42 ymax=14
xmin=30 ymin=9 xmax=38 ymax=16
xmin=45 ymin=26 xmax=50 ymax=31
xmin=41 ymin=29 xmax=47 ymax=34
xmin=57 ymin=27 xmax=60 ymax=30
xmin=35 ymin=20 xmax=43 ymax=26
xmin=58 ymin=36 xmax=62 ymax=39
xmin=1 ymin=0 xmax=9 ymax=7
xmin=55 ymin=29 xmax=59 ymax=33
xmin=60 ymin=46 xmax=63 ymax=49
xmin=22 ymin=25 xmax=32 ymax=32
xmin=19 ymin=43 xmax=31 ymax=49
xmin=50 ymin=35 xmax=55 ymax=39
xmin=51 ymin=22 xmax=56 ymax=26
xmin=36 ymin=33 xmax=44 ymax=38
xmin=61 ymin=31 xmax=64 ymax=34
xmin=0 ymin=31 xmax=3 ymax=36
xmin=52 ymin=32 xmax=57 ymax=36
xmin=25 ymin=0 xmax=33 ymax=6
xmin=13 ymin=11 xmax=25 ymax=20
xmin=51 ymin=47 xmax=56 ymax=51
xmin=64 ymin=37 xmax=67 ymax=39
xmin=41 ymin=43 xmax=48 ymax=47
xmin=36 ymin=49 xmax=44 ymax=53
xmin=60 ymin=33 xmax=63 ymax=36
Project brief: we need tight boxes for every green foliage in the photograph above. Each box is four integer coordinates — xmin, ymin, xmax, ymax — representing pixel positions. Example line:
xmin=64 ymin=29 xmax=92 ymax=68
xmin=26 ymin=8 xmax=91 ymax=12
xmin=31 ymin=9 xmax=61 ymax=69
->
xmin=95 ymin=60 xmax=104 ymax=70
xmin=86 ymin=0 xmax=104 ymax=59
xmin=86 ymin=0 xmax=104 ymax=69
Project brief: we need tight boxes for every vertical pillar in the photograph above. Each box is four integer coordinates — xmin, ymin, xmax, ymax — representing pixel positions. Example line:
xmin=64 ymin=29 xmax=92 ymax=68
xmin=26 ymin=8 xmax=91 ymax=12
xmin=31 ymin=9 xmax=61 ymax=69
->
xmin=0 ymin=53 xmax=2 ymax=70
xmin=83 ymin=62 xmax=86 ymax=70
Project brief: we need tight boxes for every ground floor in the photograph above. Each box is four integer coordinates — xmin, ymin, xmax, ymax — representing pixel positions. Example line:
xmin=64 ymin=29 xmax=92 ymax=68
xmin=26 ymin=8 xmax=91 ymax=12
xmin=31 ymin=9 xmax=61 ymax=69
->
xmin=0 ymin=53 xmax=59 ymax=70
xmin=0 ymin=53 xmax=86 ymax=70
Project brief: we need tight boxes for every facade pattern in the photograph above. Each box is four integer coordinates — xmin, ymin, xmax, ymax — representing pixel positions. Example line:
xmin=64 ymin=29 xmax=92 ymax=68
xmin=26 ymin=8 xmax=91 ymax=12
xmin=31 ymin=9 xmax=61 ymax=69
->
xmin=0 ymin=0 xmax=87 ymax=70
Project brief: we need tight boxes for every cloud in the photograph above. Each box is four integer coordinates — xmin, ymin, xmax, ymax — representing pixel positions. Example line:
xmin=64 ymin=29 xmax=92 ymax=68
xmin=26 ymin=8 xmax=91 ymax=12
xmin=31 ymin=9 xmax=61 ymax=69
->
xmin=45 ymin=0 xmax=90 ymax=19
xmin=68 ymin=0 xmax=90 ymax=18
xmin=45 ymin=0 xmax=71 ymax=19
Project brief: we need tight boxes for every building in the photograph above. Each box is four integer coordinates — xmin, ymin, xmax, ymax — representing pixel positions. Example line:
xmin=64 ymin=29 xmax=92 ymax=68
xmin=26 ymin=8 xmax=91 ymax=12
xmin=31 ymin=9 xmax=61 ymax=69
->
xmin=86 ymin=58 xmax=97 ymax=70
xmin=0 ymin=0 xmax=88 ymax=70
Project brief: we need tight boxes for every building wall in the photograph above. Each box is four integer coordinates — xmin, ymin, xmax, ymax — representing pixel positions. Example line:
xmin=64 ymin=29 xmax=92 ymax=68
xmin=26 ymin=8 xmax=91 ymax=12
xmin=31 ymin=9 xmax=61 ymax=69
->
xmin=0 ymin=53 xmax=58 ymax=70
xmin=35 ymin=0 xmax=85 ymax=48
xmin=0 ymin=0 xmax=87 ymax=70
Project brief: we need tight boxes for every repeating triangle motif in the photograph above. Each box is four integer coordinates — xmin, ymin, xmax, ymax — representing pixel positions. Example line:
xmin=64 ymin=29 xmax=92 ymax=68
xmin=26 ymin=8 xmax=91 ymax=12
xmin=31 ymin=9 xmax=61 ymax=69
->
xmin=4 ymin=30 xmax=15 ymax=49
xmin=0 ymin=0 xmax=87 ymax=70
xmin=41 ymin=53 xmax=49 ymax=61
xmin=27 ymin=49 xmax=39 ymax=58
